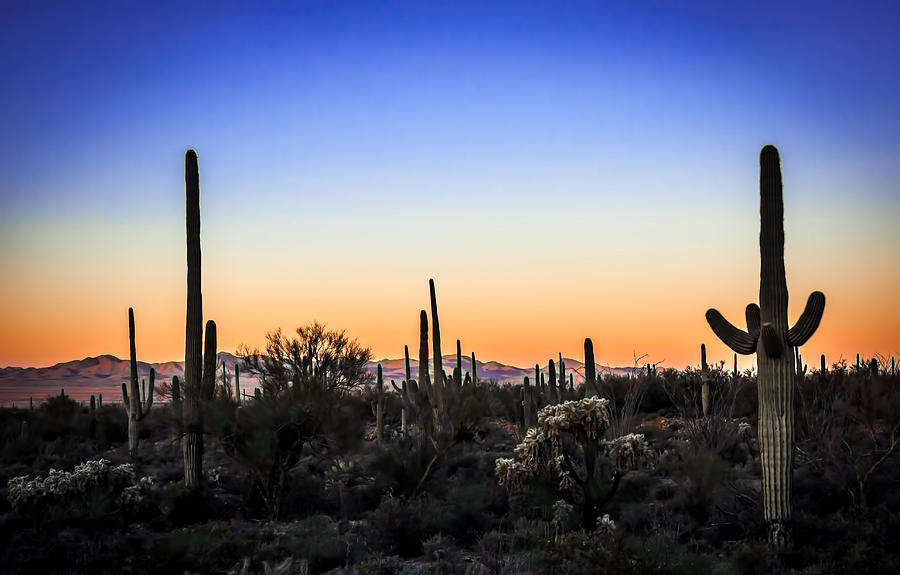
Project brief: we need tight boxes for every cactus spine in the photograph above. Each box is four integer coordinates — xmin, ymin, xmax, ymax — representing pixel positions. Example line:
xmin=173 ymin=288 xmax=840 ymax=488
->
xmin=705 ymin=145 xmax=825 ymax=547
xmin=183 ymin=149 xmax=204 ymax=489
xmin=122 ymin=307 xmax=154 ymax=459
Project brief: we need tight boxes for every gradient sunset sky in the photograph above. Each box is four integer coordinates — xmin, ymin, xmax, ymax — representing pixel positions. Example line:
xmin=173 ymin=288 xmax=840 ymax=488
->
xmin=1 ymin=1 xmax=898 ymax=371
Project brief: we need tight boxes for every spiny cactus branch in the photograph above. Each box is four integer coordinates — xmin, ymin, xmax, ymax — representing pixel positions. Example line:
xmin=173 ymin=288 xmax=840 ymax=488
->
xmin=786 ymin=291 xmax=826 ymax=347
xmin=705 ymin=308 xmax=758 ymax=354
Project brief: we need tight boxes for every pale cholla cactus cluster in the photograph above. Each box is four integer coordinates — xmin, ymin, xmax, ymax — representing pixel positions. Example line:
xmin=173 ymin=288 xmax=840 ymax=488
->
xmin=537 ymin=397 xmax=610 ymax=443
xmin=494 ymin=457 xmax=530 ymax=492
xmin=738 ymin=421 xmax=753 ymax=441
xmin=607 ymin=433 xmax=653 ymax=470
xmin=118 ymin=474 xmax=158 ymax=509
xmin=594 ymin=513 xmax=616 ymax=537
xmin=324 ymin=457 xmax=358 ymax=488
xmin=495 ymin=398 xmax=653 ymax=496
xmin=6 ymin=459 xmax=135 ymax=516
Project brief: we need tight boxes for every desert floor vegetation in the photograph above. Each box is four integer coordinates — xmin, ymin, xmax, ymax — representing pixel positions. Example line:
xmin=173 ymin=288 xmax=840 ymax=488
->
xmin=2 ymin=359 xmax=899 ymax=574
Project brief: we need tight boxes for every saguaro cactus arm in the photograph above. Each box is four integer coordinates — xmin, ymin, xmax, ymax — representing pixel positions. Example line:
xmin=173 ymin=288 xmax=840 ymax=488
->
xmin=786 ymin=291 xmax=826 ymax=347
xmin=705 ymin=308 xmax=758 ymax=354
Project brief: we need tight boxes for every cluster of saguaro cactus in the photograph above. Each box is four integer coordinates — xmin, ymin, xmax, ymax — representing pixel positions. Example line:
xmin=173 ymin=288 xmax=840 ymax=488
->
xmin=392 ymin=314 xmax=436 ymax=442
xmin=705 ymin=145 xmax=825 ymax=547
xmin=121 ymin=307 xmax=154 ymax=459
xmin=390 ymin=279 xmax=484 ymax=443
xmin=519 ymin=351 xmax=587 ymax=430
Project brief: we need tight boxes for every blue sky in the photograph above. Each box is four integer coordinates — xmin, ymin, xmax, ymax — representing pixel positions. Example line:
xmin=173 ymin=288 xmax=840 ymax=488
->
xmin=1 ymin=1 xmax=898 ymax=367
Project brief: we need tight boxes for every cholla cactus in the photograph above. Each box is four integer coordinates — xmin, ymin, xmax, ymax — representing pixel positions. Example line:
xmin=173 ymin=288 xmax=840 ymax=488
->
xmin=607 ymin=433 xmax=653 ymax=470
xmin=738 ymin=421 xmax=753 ymax=441
xmin=594 ymin=514 xmax=616 ymax=537
xmin=495 ymin=397 xmax=652 ymax=529
xmin=7 ymin=459 xmax=138 ymax=525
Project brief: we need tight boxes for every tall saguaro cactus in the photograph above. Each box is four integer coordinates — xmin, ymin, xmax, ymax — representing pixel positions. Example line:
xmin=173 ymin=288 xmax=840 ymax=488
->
xmin=705 ymin=145 xmax=825 ymax=547
xmin=584 ymin=338 xmax=598 ymax=397
xmin=375 ymin=364 xmax=384 ymax=444
xmin=122 ymin=307 xmax=154 ymax=459
xmin=429 ymin=279 xmax=445 ymax=435
xmin=183 ymin=149 xmax=205 ymax=489
xmin=700 ymin=344 xmax=709 ymax=416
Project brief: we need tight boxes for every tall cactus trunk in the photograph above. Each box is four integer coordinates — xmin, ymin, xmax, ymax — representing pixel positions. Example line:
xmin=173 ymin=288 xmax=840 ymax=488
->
xmin=522 ymin=376 xmax=533 ymax=430
xmin=429 ymin=279 xmax=444 ymax=437
xmin=376 ymin=364 xmax=384 ymax=444
xmin=471 ymin=352 xmax=477 ymax=385
xmin=756 ymin=147 xmax=796 ymax=547
xmin=202 ymin=321 xmax=217 ymax=401
xmin=705 ymin=146 xmax=824 ymax=548
xmin=402 ymin=345 xmax=411 ymax=434
xmin=584 ymin=338 xmax=598 ymax=397
xmin=456 ymin=339 xmax=462 ymax=387
xmin=183 ymin=149 xmax=204 ymax=490
xmin=417 ymin=310 xmax=432 ymax=438
xmin=558 ymin=353 xmax=566 ymax=400
xmin=127 ymin=307 xmax=141 ymax=459
xmin=701 ymin=344 xmax=709 ymax=416
xmin=548 ymin=359 xmax=558 ymax=404
xmin=235 ymin=364 xmax=241 ymax=404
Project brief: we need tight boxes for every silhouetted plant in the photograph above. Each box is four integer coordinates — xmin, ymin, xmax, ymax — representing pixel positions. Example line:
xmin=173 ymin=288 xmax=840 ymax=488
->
xmin=705 ymin=146 xmax=825 ymax=547
xmin=238 ymin=322 xmax=373 ymax=400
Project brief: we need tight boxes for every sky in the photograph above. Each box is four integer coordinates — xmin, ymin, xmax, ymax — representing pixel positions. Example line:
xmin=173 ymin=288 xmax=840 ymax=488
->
xmin=1 ymin=0 xmax=898 ymax=371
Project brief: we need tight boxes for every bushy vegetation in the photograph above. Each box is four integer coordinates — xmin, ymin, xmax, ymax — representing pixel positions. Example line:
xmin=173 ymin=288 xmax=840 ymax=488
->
xmin=2 ymin=358 xmax=899 ymax=574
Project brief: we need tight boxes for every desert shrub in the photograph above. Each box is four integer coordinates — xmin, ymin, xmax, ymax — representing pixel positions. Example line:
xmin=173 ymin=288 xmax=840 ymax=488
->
xmin=148 ymin=521 xmax=251 ymax=574
xmin=659 ymin=446 xmax=736 ymax=528
xmin=209 ymin=395 xmax=323 ymax=520
xmin=159 ymin=482 xmax=221 ymax=526
xmin=370 ymin=437 xmax=439 ymax=497
xmin=599 ymin=374 xmax=647 ymax=437
xmin=259 ymin=514 xmax=348 ymax=572
xmin=794 ymin=368 xmax=900 ymax=511
xmin=343 ymin=555 xmax=409 ymax=575
xmin=364 ymin=495 xmax=428 ymax=558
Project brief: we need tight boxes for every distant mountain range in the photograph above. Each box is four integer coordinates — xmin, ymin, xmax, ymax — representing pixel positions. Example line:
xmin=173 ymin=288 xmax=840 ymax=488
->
xmin=0 ymin=354 xmax=640 ymax=405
